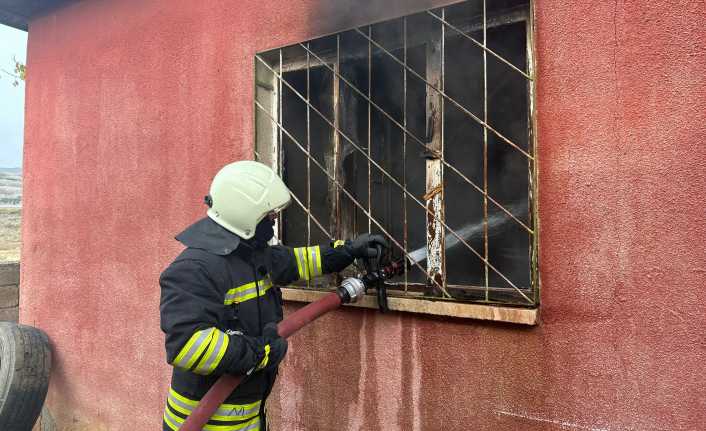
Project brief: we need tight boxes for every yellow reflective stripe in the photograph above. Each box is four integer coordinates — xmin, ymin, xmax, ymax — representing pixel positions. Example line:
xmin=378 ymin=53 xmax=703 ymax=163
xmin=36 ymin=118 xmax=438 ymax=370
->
xmin=173 ymin=328 xmax=215 ymax=370
xmin=205 ymin=415 xmax=260 ymax=431
xmin=211 ymin=332 xmax=229 ymax=374
xmin=318 ymin=247 xmax=323 ymax=274
xmin=236 ymin=281 xmax=272 ymax=304
xmin=295 ymin=246 xmax=323 ymax=280
xmin=333 ymin=239 xmax=345 ymax=248
xmin=257 ymin=344 xmax=271 ymax=370
xmin=225 ymin=278 xmax=269 ymax=303
xmin=216 ymin=399 xmax=260 ymax=415
xmin=214 ymin=399 xmax=260 ymax=421
xmin=164 ymin=406 xmax=261 ymax=431
xmin=193 ymin=331 xmax=220 ymax=374
xmin=169 ymin=387 xmax=198 ymax=407
xmin=294 ymin=247 xmax=308 ymax=280
xmin=193 ymin=329 xmax=230 ymax=375
xmin=307 ymin=247 xmax=316 ymax=277
xmin=167 ymin=387 xmax=261 ymax=421
xmin=224 ymin=278 xmax=273 ymax=305
xmin=293 ymin=247 xmax=302 ymax=277
xmin=211 ymin=401 xmax=260 ymax=422
xmin=231 ymin=277 xmax=271 ymax=294
xmin=163 ymin=407 xmax=180 ymax=431
xmin=167 ymin=395 xmax=192 ymax=416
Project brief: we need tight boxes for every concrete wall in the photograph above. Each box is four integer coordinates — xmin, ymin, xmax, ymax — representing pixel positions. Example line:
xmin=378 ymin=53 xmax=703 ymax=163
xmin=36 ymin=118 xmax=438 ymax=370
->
xmin=20 ymin=0 xmax=705 ymax=430
xmin=0 ymin=262 xmax=19 ymax=322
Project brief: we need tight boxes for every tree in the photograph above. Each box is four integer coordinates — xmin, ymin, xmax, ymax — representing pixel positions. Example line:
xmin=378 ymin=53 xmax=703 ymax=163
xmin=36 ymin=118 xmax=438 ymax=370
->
xmin=1 ymin=56 xmax=26 ymax=87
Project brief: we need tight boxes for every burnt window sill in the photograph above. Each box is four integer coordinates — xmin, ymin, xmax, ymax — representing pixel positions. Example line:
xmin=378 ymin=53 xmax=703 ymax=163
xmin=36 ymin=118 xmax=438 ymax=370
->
xmin=280 ymin=287 xmax=539 ymax=325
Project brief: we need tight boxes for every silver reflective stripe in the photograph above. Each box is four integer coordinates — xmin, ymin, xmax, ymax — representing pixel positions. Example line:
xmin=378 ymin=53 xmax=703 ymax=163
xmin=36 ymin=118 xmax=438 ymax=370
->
xmin=242 ymin=418 xmax=261 ymax=431
xmin=163 ymin=407 xmax=181 ymax=430
xmin=176 ymin=329 xmax=212 ymax=368
xmin=238 ymin=286 xmax=259 ymax=298
xmin=168 ymin=388 xmax=261 ymax=422
xmin=197 ymin=331 xmax=225 ymax=373
xmin=295 ymin=247 xmax=308 ymax=279
xmin=227 ymin=281 xmax=271 ymax=304
xmin=226 ymin=278 xmax=272 ymax=304
xmin=168 ymin=392 xmax=194 ymax=415
xmin=215 ymin=403 xmax=260 ymax=419
xmin=310 ymin=247 xmax=320 ymax=276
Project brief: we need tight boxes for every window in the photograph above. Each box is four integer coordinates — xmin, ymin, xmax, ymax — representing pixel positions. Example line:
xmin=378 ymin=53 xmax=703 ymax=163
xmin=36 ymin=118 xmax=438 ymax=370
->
xmin=255 ymin=0 xmax=538 ymax=323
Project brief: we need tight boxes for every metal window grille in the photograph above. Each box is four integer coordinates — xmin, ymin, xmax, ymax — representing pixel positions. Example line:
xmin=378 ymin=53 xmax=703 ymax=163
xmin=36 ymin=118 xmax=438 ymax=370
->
xmin=255 ymin=0 xmax=538 ymax=308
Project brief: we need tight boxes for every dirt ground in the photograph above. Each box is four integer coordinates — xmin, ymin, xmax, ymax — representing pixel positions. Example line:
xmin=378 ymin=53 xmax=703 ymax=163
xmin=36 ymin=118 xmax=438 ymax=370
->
xmin=0 ymin=207 xmax=21 ymax=262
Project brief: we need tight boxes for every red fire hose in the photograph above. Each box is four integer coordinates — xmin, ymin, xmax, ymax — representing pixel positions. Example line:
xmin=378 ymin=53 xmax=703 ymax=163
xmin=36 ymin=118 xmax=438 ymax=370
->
xmin=179 ymin=278 xmax=364 ymax=431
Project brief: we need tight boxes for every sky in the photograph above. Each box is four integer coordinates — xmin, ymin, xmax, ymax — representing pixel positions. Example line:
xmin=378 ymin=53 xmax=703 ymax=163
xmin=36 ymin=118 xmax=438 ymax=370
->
xmin=0 ymin=24 xmax=27 ymax=169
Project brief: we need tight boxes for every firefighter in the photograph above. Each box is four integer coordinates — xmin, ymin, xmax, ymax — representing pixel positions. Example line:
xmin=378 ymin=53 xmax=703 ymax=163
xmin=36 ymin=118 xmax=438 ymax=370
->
xmin=160 ymin=160 xmax=387 ymax=431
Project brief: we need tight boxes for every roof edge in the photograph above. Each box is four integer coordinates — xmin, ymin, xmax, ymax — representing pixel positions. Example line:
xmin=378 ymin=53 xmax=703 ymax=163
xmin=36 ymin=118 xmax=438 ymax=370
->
xmin=0 ymin=1 xmax=72 ymax=31
xmin=0 ymin=8 xmax=28 ymax=31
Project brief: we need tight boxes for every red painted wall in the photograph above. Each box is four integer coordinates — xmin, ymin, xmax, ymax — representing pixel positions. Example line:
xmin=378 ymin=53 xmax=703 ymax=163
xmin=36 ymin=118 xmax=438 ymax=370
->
xmin=20 ymin=0 xmax=705 ymax=430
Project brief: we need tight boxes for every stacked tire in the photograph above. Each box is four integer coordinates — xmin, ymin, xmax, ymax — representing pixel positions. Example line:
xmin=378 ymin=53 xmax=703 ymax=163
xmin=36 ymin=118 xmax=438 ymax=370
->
xmin=0 ymin=322 xmax=52 ymax=431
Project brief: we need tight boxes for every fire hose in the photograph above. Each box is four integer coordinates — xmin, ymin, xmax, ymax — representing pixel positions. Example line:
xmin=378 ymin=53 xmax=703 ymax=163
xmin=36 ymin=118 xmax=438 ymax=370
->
xmin=178 ymin=278 xmax=364 ymax=431
xmin=179 ymin=254 xmax=406 ymax=431
xmin=180 ymin=246 xmax=409 ymax=431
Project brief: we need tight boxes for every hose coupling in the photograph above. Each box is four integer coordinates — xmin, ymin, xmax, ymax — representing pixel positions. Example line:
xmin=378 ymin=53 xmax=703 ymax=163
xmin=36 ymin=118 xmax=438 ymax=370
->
xmin=338 ymin=277 xmax=365 ymax=304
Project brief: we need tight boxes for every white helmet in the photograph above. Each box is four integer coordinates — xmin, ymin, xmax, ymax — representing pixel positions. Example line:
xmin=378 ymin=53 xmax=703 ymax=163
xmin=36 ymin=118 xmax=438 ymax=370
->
xmin=206 ymin=161 xmax=291 ymax=239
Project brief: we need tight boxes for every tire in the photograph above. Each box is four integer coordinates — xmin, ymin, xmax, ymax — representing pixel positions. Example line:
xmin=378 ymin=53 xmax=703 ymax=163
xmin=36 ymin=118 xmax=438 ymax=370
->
xmin=0 ymin=322 xmax=52 ymax=431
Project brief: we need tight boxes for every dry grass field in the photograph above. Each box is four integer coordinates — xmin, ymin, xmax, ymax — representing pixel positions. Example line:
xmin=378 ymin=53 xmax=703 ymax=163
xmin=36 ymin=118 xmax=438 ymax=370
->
xmin=0 ymin=169 xmax=22 ymax=262
xmin=0 ymin=207 xmax=21 ymax=262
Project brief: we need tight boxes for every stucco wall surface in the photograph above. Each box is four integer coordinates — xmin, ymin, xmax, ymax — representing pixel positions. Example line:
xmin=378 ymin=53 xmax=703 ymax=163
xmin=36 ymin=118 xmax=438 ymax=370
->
xmin=20 ymin=0 xmax=705 ymax=430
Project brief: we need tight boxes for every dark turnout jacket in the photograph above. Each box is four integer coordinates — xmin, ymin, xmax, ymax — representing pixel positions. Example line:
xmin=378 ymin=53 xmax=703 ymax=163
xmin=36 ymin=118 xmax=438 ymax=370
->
xmin=160 ymin=217 xmax=351 ymax=431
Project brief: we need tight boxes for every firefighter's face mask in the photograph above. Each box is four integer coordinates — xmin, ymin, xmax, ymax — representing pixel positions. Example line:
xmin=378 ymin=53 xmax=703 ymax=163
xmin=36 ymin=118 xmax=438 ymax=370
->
xmin=252 ymin=213 xmax=276 ymax=247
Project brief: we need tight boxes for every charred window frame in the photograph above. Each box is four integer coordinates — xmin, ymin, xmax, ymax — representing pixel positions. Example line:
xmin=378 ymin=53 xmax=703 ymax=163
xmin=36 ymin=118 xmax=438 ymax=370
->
xmin=255 ymin=0 xmax=539 ymax=324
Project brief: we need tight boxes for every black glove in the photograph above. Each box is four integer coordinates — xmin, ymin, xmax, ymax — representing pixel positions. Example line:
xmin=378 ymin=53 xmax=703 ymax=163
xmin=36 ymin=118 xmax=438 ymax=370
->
xmin=344 ymin=234 xmax=389 ymax=259
xmin=256 ymin=322 xmax=288 ymax=372
xmin=227 ymin=333 xmax=266 ymax=375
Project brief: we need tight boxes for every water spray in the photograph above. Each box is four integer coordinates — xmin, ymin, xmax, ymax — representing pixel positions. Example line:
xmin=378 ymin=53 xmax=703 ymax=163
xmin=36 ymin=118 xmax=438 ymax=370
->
xmin=407 ymin=202 xmax=526 ymax=265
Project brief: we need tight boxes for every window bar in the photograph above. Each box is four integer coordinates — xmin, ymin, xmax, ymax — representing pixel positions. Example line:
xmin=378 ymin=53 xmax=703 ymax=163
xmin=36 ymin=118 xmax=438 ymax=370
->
xmin=483 ymin=0 xmax=489 ymax=301
xmin=256 ymin=56 xmax=535 ymax=304
xmin=289 ymin=185 xmax=333 ymax=240
xmin=255 ymin=98 xmax=454 ymax=298
xmin=293 ymin=44 xmax=533 ymax=235
xmin=277 ymin=49 xmax=284 ymax=241
xmin=425 ymin=9 xmax=532 ymax=80
xmin=331 ymin=35 xmax=342 ymax=241
xmin=255 ymin=92 xmax=533 ymax=304
xmin=403 ymin=17 xmax=409 ymax=293
xmin=441 ymin=8 xmax=447 ymax=292
xmin=254 ymin=59 xmax=279 ymax=225
xmin=352 ymin=27 xmax=532 ymax=161
xmin=367 ymin=25 xmax=372 ymax=234
xmin=424 ymin=8 xmax=446 ymax=296
xmin=306 ymin=43 xmax=312 ymax=289
xmin=252 ymin=58 xmax=261 ymax=163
